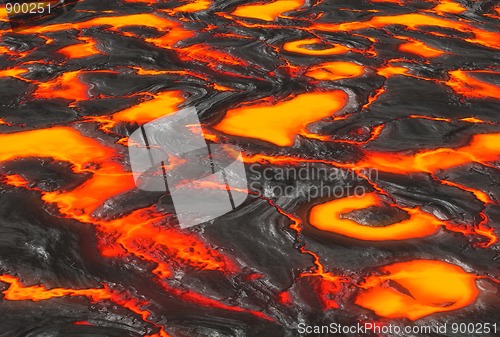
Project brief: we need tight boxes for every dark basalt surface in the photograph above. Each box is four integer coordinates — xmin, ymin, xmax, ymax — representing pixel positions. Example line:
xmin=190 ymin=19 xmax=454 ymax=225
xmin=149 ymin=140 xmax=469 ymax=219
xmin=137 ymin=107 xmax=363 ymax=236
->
xmin=0 ymin=1 xmax=499 ymax=336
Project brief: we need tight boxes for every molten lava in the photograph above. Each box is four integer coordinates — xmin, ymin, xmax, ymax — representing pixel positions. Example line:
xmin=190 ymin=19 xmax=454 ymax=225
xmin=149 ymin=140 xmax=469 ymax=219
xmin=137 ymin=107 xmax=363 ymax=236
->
xmin=358 ymin=132 xmax=500 ymax=174
xmin=283 ymin=38 xmax=350 ymax=56
xmin=306 ymin=62 xmax=365 ymax=81
xmin=308 ymin=193 xmax=444 ymax=241
xmin=355 ymin=260 xmax=479 ymax=320
xmin=0 ymin=0 xmax=498 ymax=333
xmin=214 ymin=91 xmax=348 ymax=146
xmin=231 ymin=0 xmax=305 ymax=21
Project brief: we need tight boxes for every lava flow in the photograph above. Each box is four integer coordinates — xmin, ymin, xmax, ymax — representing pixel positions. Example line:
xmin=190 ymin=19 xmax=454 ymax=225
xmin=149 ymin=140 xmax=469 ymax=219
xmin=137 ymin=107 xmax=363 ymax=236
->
xmin=308 ymin=193 xmax=444 ymax=241
xmin=355 ymin=260 xmax=480 ymax=320
xmin=0 ymin=0 xmax=499 ymax=336
xmin=215 ymin=91 xmax=348 ymax=146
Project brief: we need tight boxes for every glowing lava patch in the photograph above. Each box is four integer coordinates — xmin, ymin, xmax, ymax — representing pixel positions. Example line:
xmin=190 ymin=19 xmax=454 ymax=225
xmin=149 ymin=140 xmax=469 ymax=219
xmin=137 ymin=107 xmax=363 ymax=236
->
xmin=283 ymin=38 xmax=350 ymax=56
xmin=306 ymin=62 xmax=365 ymax=81
xmin=355 ymin=260 xmax=479 ymax=320
xmin=231 ymin=0 xmax=305 ymax=21
xmin=214 ymin=91 xmax=348 ymax=146
xmin=308 ymin=193 xmax=443 ymax=241
xmin=359 ymin=132 xmax=500 ymax=174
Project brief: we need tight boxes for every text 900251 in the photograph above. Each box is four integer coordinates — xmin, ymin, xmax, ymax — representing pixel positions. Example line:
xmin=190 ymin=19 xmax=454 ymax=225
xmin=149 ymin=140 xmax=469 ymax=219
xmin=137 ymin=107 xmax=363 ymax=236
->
xmin=4 ymin=1 xmax=79 ymax=32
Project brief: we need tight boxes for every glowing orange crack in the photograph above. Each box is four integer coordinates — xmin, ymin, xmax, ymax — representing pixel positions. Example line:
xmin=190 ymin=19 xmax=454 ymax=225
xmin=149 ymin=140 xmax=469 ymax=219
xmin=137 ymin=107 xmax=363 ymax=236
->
xmin=358 ymin=132 xmax=500 ymax=174
xmin=445 ymin=70 xmax=500 ymax=100
xmin=0 ymin=274 xmax=173 ymax=337
xmin=0 ymin=274 xmax=111 ymax=302
xmin=176 ymin=44 xmax=249 ymax=67
xmin=86 ymin=91 xmax=184 ymax=132
xmin=2 ymin=174 xmax=30 ymax=188
xmin=243 ymin=132 xmax=500 ymax=177
xmin=99 ymin=207 xmax=237 ymax=275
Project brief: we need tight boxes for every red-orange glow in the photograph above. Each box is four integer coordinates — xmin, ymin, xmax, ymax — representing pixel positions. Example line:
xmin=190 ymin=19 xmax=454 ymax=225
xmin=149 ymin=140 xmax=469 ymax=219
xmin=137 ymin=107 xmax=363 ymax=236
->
xmin=177 ymin=44 xmax=248 ymax=67
xmin=313 ymin=13 xmax=500 ymax=49
xmin=445 ymin=70 xmax=500 ymax=100
xmin=0 ymin=6 xmax=7 ymax=20
xmin=100 ymin=208 xmax=237 ymax=275
xmin=277 ymin=291 xmax=293 ymax=305
xmin=366 ymin=124 xmax=384 ymax=143
xmin=267 ymin=199 xmax=347 ymax=309
xmin=0 ymin=125 xmax=237 ymax=281
xmin=0 ymin=127 xmax=134 ymax=218
xmin=310 ymin=276 xmax=343 ymax=310
xmin=33 ymin=71 xmax=89 ymax=102
xmin=460 ymin=117 xmax=487 ymax=123
xmin=409 ymin=115 xmax=451 ymax=122
xmin=306 ymin=62 xmax=365 ymax=81
xmin=0 ymin=67 xmax=29 ymax=80
xmin=2 ymin=174 xmax=29 ymax=188
xmin=399 ymin=40 xmax=445 ymax=58
xmin=0 ymin=127 xmax=113 ymax=173
xmin=359 ymin=132 xmax=500 ymax=174
xmin=0 ymin=274 xmax=111 ymax=302
xmin=0 ymin=274 xmax=173 ymax=336
xmin=0 ymin=126 xmax=248 ymax=319
xmin=362 ymin=87 xmax=386 ymax=110
xmin=177 ymin=178 xmax=247 ymax=195
xmin=87 ymin=91 xmax=184 ymax=131
xmin=18 ymin=13 xmax=194 ymax=57
xmin=232 ymin=0 xmax=305 ymax=21
xmin=355 ymin=260 xmax=479 ymax=320
xmin=370 ymin=0 xmax=403 ymax=3
xmin=243 ymin=145 xmax=497 ymax=244
xmin=474 ymin=223 xmax=498 ymax=248
xmin=243 ymin=131 xmax=500 ymax=177
xmin=377 ymin=65 xmax=409 ymax=78
xmin=145 ymin=29 xmax=195 ymax=49
xmin=160 ymin=281 xmax=274 ymax=321
xmin=131 ymin=66 xmax=210 ymax=83
xmin=41 ymin=160 xmax=134 ymax=220
xmin=173 ymin=0 xmax=212 ymax=12
xmin=2 ymin=0 xmax=499 ymax=329
xmin=22 ymin=14 xmax=180 ymax=35
xmin=212 ymin=83 xmax=233 ymax=91
xmin=73 ymin=321 xmax=93 ymax=325
xmin=58 ymin=37 xmax=102 ymax=58
xmin=0 ymin=45 xmax=9 ymax=54
xmin=214 ymin=91 xmax=348 ymax=146
xmin=283 ymin=38 xmax=349 ymax=55
xmin=438 ymin=179 xmax=492 ymax=204
xmin=124 ymin=0 xmax=157 ymax=3
xmin=309 ymin=193 xmax=443 ymax=241
xmin=432 ymin=1 xmax=466 ymax=14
